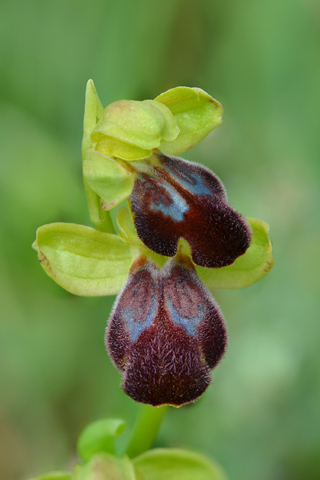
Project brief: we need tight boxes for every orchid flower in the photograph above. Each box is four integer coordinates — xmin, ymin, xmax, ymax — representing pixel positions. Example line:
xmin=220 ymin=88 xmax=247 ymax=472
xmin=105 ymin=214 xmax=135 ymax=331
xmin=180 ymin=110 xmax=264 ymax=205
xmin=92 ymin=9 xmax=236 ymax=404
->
xmin=33 ymin=81 xmax=274 ymax=407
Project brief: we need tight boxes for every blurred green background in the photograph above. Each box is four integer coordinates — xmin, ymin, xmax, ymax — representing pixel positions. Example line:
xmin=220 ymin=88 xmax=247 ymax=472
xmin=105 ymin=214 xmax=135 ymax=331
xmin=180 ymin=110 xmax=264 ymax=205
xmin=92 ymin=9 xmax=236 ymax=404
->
xmin=1 ymin=0 xmax=319 ymax=479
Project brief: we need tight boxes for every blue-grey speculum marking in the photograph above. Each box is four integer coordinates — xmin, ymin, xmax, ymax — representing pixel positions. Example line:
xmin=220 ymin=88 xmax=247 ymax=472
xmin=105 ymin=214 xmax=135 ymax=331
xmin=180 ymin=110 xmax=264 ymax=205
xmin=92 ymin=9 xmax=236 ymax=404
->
xmin=151 ymin=183 xmax=189 ymax=222
xmin=171 ymin=169 xmax=212 ymax=196
xmin=122 ymin=293 xmax=157 ymax=341
xmin=167 ymin=298 xmax=204 ymax=336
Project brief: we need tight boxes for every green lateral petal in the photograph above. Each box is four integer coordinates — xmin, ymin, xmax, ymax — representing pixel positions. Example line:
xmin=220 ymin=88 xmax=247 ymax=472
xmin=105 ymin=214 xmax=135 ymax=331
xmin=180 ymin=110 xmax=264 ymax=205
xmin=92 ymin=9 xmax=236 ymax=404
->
xmin=77 ymin=418 xmax=126 ymax=462
xmin=83 ymin=178 xmax=116 ymax=233
xmin=116 ymin=206 xmax=142 ymax=246
xmin=155 ymin=87 xmax=223 ymax=155
xmin=133 ymin=448 xmax=227 ymax=480
xmin=82 ymin=79 xmax=104 ymax=159
xmin=33 ymin=223 xmax=132 ymax=296
xmin=83 ymin=150 xmax=135 ymax=210
xmin=197 ymin=218 xmax=274 ymax=290
xmin=94 ymin=134 xmax=152 ymax=161
xmin=91 ymin=99 xmax=179 ymax=161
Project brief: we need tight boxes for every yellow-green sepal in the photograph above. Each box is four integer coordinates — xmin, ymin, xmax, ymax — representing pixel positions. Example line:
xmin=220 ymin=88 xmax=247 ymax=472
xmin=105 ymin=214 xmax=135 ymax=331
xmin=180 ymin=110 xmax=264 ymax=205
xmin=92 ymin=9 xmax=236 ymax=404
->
xmin=155 ymin=87 xmax=223 ymax=155
xmin=82 ymin=80 xmax=114 ymax=233
xmin=33 ymin=223 xmax=132 ymax=296
xmin=197 ymin=218 xmax=274 ymax=290
xmin=91 ymin=99 xmax=179 ymax=161
xmin=83 ymin=150 xmax=135 ymax=211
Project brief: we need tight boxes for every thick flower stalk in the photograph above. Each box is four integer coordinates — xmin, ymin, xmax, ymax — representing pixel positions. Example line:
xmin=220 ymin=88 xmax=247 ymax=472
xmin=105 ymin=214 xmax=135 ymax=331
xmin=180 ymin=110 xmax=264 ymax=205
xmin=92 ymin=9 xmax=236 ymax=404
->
xmin=33 ymin=81 xmax=274 ymax=408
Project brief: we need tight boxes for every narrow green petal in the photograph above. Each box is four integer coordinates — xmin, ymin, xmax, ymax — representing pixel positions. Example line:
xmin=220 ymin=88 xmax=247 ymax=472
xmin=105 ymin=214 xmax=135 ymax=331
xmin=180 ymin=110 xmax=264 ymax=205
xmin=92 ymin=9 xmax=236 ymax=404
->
xmin=83 ymin=150 xmax=135 ymax=210
xmin=155 ymin=87 xmax=223 ymax=155
xmin=197 ymin=218 xmax=274 ymax=290
xmin=133 ymin=448 xmax=227 ymax=480
xmin=33 ymin=223 xmax=132 ymax=296
xmin=94 ymin=134 xmax=152 ymax=161
xmin=83 ymin=177 xmax=116 ymax=233
xmin=116 ymin=206 xmax=141 ymax=246
xmin=82 ymin=79 xmax=104 ymax=159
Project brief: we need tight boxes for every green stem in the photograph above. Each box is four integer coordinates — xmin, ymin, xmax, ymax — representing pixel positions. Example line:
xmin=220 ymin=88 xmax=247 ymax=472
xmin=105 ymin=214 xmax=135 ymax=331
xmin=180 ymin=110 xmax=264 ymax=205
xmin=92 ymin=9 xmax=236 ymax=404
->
xmin=125 ymin=404 xmax=168 ymax=458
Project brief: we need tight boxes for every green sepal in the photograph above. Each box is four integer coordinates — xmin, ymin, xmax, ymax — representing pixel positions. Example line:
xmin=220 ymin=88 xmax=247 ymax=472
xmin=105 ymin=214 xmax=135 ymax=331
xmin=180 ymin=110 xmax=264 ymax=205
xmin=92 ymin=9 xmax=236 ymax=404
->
xmin=83 ymin=150 xmax=135 ymax=211
xmin=82 ymin=80 xmax=114 ymax=233
xmin=77 ymin=419 xmax=126 ymax=462
xmin=133 ymin=448 xmax=227 ymax=480
xmin=197 ymin=218 xmax=274 ymax=290
xmin=75 ymin=453 xmax=136 ymax=480
xmin=91 ymin=99 xmax=179 ymax=161
xmin=29 ymin=473 xmax=71 ymax=480
xmin=33 ymin=223 xmax=132 ymax=296
xmin=155 ymin=87 xmax=223 ymax=155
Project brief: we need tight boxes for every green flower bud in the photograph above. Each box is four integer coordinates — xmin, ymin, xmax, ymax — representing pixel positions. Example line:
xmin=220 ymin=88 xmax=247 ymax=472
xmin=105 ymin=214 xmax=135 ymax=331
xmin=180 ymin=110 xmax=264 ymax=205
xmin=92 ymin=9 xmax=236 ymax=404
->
xmin=77 ymin=419 xmax=126 ymax=462
xmin=75 ymin=454 xmax=135 ymax=480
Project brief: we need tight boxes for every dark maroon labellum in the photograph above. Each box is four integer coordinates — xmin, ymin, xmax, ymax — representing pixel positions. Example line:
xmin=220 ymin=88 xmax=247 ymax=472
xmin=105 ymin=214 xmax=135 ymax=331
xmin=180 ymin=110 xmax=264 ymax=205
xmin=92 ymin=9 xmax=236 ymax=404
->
xmin=129 ymin=154 xmax=252 ymax=268
xmin=106 ymin=255 xmax=227 ymax=407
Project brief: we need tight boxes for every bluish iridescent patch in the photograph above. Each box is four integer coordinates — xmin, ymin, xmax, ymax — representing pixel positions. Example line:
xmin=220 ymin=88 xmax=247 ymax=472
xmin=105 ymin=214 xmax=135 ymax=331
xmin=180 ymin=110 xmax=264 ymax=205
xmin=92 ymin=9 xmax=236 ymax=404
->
xmin=151 ymin=183 xmax=189 ymax=222
xmin=121 ymin=293 xmax=157 ymax=342
xmin=166 ymin=298 xmax=204 ymax=336
xmin=169 ymin=166 xmax=212 ymax=196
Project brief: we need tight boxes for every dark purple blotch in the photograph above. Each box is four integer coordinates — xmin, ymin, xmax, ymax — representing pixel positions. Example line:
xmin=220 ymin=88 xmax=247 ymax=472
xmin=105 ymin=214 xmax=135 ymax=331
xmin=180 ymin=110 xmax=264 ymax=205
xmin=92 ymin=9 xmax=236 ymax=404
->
xmin=129 ymin=153 xmax=252 ymax=268
xmin=106 ymin=255 xmax=227 ymax=407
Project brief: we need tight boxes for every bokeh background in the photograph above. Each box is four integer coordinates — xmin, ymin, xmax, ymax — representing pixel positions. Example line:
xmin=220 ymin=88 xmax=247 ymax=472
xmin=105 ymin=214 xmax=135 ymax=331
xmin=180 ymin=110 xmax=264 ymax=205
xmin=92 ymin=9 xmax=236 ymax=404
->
xmin=1 ymin=0 xmax=319 ymax=479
